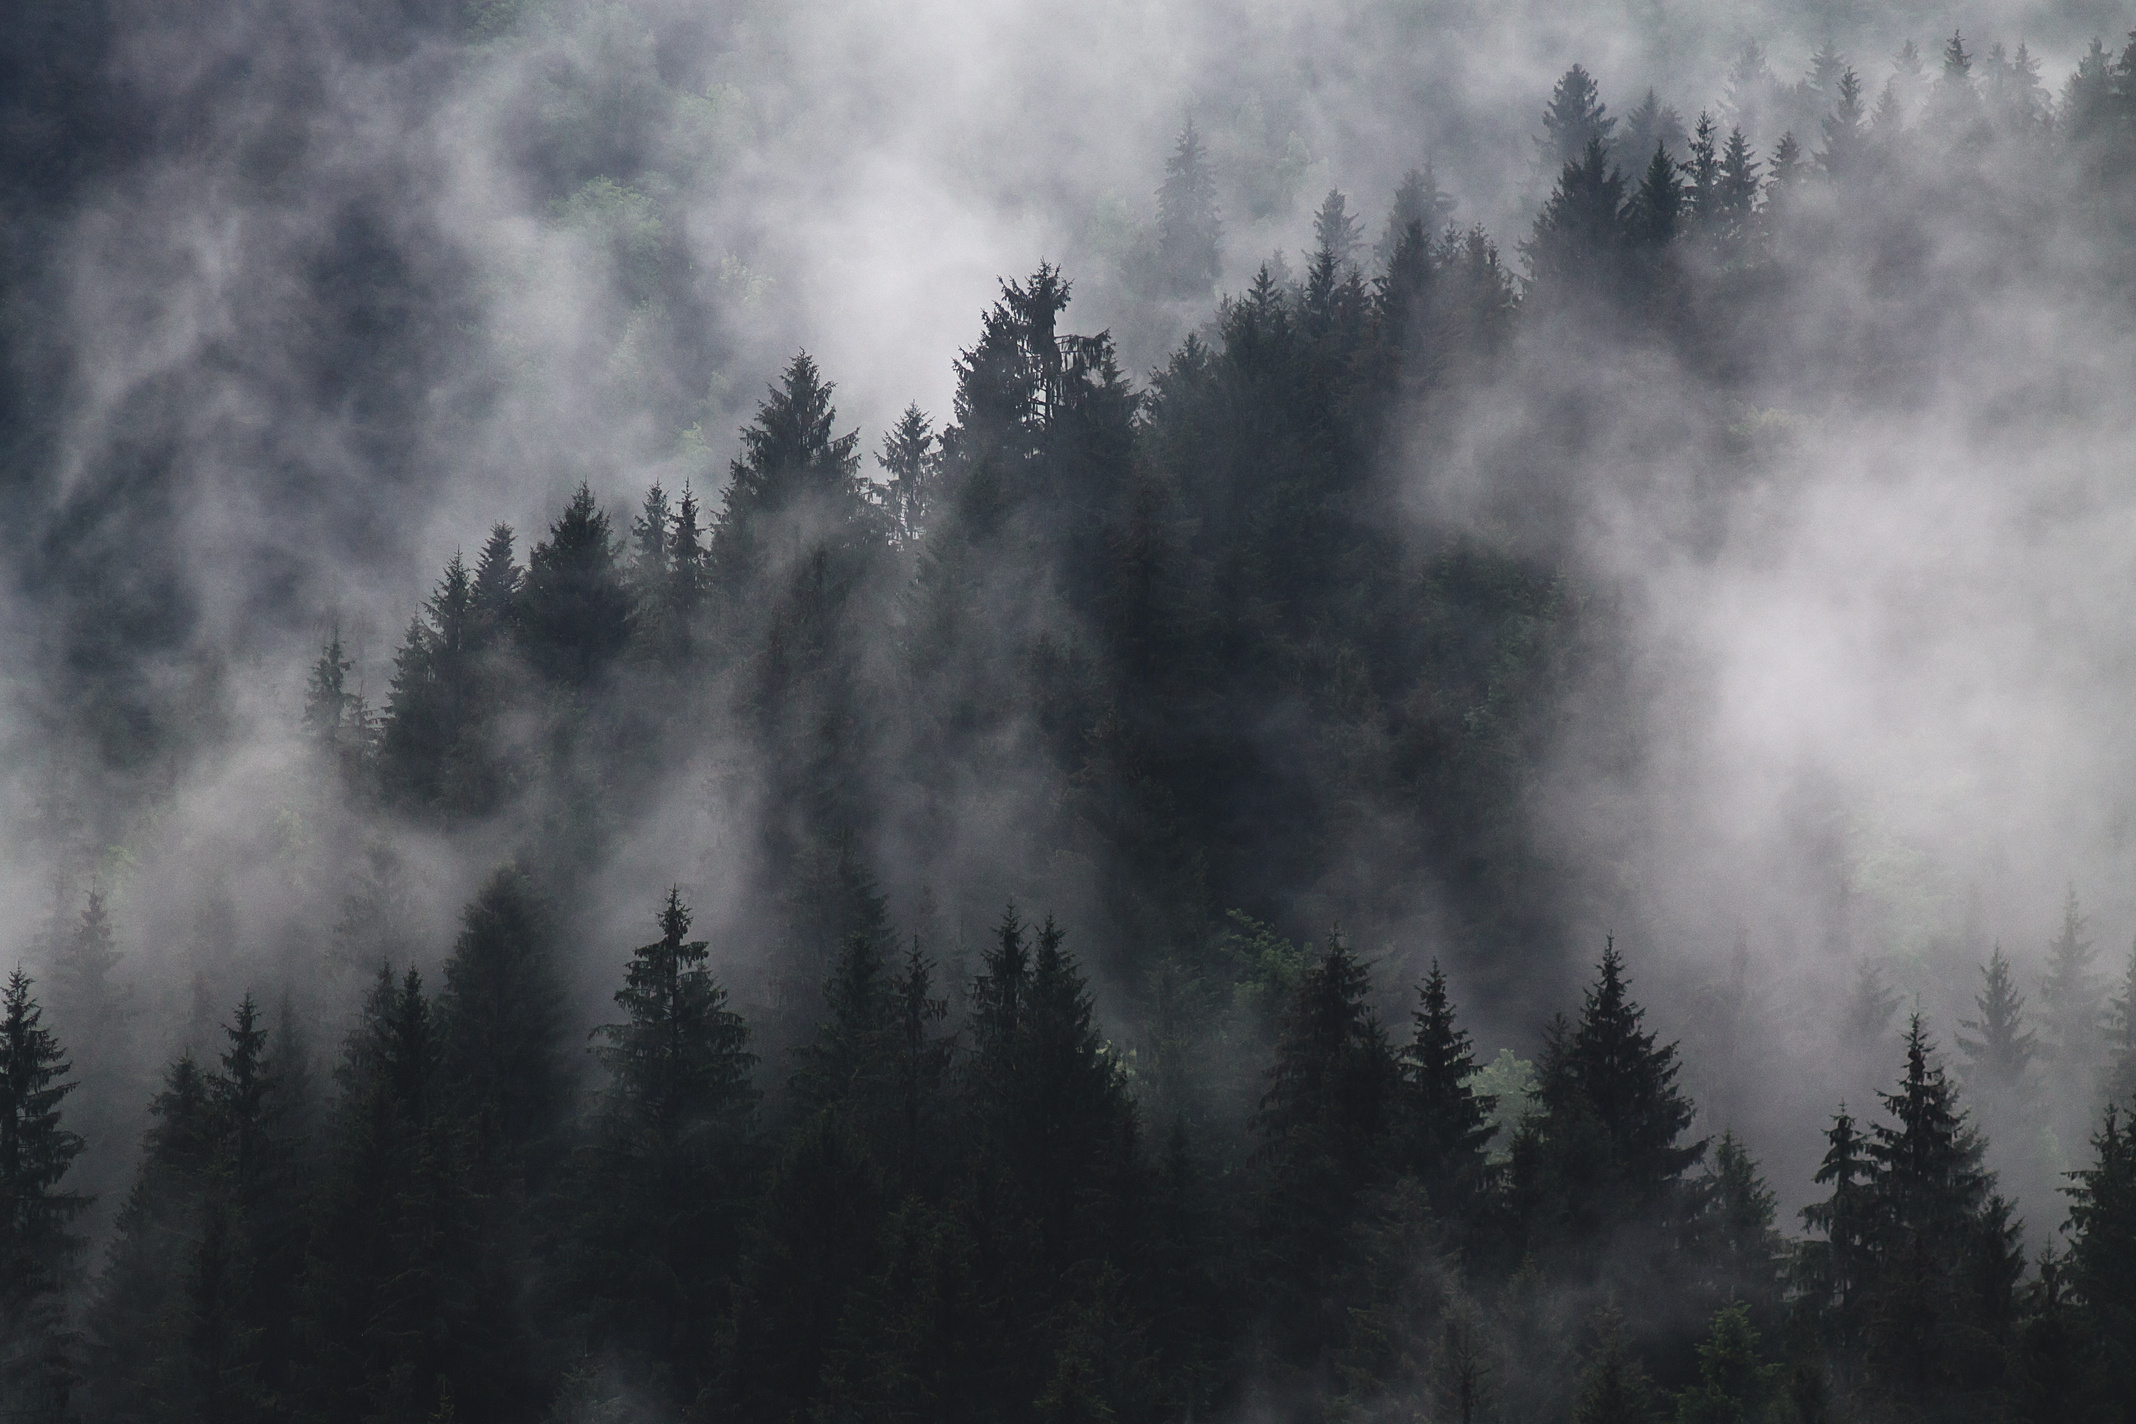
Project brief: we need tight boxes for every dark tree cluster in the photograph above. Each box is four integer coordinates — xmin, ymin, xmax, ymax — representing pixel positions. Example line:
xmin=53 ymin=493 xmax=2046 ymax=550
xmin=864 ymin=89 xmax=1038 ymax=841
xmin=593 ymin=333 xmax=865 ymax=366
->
xmin=1 ymin=891 xmax=2126 ymax=1424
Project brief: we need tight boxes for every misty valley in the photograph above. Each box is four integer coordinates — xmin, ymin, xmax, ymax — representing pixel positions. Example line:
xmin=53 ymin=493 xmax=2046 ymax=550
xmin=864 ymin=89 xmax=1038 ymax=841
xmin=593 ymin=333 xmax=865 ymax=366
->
xmin=7 ymin=1 xmax=2136 ymax=1422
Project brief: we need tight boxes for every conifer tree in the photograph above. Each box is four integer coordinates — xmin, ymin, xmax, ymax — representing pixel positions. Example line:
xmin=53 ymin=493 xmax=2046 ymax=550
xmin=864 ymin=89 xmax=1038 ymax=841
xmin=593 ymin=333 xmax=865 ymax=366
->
xmin=438 ymin=866 xmax=568 ymax=1182
xmin=1673 ymin=1303 xmax=1777 ymax=1424
xmin=1699 ymin=1132 xmax=1783 ymax=1316
xmin=1372 ymin=165 xmax=1456 ymax=272
xmin=1154 ymin=118 xmax=1221 ymax=299
xmin=1523 ymin=138 xmax=1627 ymax=296
xmin=570 ymin=890 xmax=755 ymax=1400
xmin=1253 ymin=929 xmax=1398 ymax=1364
xmin=1538 ymin=65 xmax=1616 ymax=170
xmin=1858 ymin=1015 xmax=2019 ymax=1413
xmin=1573 ymin=1313 xmax=1656 ymax=1424
xmin=1714 ymin=127 xmax=1762 ymax=230
xmin=2039 ymin=888 xmax=2103 ymax=1083
xmin=1625 ymin=142 xmax=1684 ymax=246
xmin=81 ymin=1054 xmax=219 ymax=1423
xmin=0 ymin=970 xmax=88 ymax=1421
xmin=469 ymin=523 xmax=522 ymax=641
xmin=875 ymin=405 xmax=936 ymax=549
xmin=303 ymin=628 xmax=355 ymax=753
xmin=521 ymin=483 xmax=632 ymax=688
xmin=1800 ymin=1104 xmax=1872 ymax=1330
xmin=1958 ymin=945 xmax=2038 ymax=1096
xmin=1396 ymin=960 xmax=1493 ymax=1225
xmin=1817 ymin=66 xmax=1867 ymax=177
xmin=2065 ymin=1105 xmax=2136 ymax=1403
xmin=1621 ymin=89 xmax=1687 ymax=168
xmin=1683 ymin=112 xmax=1721 ymax=223
xmin=709 ymin=353 xmax=868 ymax=599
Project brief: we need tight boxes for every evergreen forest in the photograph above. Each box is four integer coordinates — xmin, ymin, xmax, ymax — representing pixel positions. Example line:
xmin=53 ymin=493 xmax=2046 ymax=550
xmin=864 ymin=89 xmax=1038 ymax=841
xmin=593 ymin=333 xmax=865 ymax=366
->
xmin=7 ymin=3 xmax=2136 ymax=1422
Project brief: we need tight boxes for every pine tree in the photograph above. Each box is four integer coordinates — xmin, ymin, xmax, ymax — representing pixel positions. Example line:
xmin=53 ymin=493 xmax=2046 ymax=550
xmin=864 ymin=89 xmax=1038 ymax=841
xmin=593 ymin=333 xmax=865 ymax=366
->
xmin=469 ymin=524 xmax=521 ymax=641
xmin=1540 ymin=938 xmax=1704 ymax=1210
xmin=1958 ymin=945 xmax=2038 ymax=1095
xmin=438 ymin=866 xmax=568 ymax=1182
xmin=570 ymin=890 xmax=755 ymax=1400
xmin=1253 ymin=929 xmax=1398 ymax=1364
xmin=81 ymin=1054 xmax=220 ymax=1423
xmin=0 ymin=970 xmax=88 ymax=1422
xmin=303 ymin=627 xmax=355 ymax=754
xmin=521 ymin=483 xmax=632 ymax=688
xmin=1621 ymin=89 xmax=1687 ymax=169
xmin=1819 ymin=68 xmax=1867 ymax=174
xmin=2065 ymin=1105 xmax=2136 ymax=1405
xmin=1800 ymin=1104 xmax=1872 ymax=1329
xmin=875 ymin=405 xmax=936 ymax=549
xmin=1154 ymin=118 xmax=1221 ymax=299
xmin=1373 ymin=165 xmax=1456 ymax=272
xmin=1699 ymin=1133 xmax=1783 ymax=1314
xmin=1523 ymin=138 xmax=1627 ymax=296
xmin=1538 ymin=65 xmax=1616 ymax=170
xmin=1674 ymin=1302 xmax=1777 ymax=1424
xmin=1396 ymin=960 xmax=1494 ymax=1225
xmin=709 ymin=353 xmax=868 ymax=600
xmin=1859 ymin=1015 xmax=2017 ymax=1413
xmin=1624 ymin=142 xmax=1684 ymax=246
xmin=1683 ymin=112 xmax=1720 ymax=224
xmin=2039 ymin=888 xmax=2103 ymax=1085
xmin=1714 ymin=127 xmax=1762 ymax=230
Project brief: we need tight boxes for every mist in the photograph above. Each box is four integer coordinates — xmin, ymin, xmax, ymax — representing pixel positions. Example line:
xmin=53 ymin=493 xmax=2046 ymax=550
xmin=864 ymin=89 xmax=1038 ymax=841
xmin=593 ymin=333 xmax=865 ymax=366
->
xmin=5 ymin=0 xmax=2136 ymax=1419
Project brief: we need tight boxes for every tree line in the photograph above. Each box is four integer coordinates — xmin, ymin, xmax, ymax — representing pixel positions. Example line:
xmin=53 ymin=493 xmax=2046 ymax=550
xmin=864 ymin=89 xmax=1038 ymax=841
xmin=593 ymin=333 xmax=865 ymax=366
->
xmin=6 ymin=884 xmax=2136 ymax=1421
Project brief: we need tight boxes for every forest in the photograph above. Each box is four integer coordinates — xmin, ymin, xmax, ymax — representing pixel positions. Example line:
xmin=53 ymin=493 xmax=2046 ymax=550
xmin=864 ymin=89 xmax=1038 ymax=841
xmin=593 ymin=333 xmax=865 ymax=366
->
xmin=6 ymin=0 xmax=2136 ymax=1421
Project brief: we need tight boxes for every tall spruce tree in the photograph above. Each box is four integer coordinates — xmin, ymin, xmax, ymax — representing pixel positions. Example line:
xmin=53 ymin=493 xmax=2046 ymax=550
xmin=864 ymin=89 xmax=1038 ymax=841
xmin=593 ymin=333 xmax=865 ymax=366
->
xmin=1154 ymin=118 xmax=1221 ymax=299
xmin=0 ymin=970 xmax=86 ymax=1423
xmin=438 ymin=867 xmax=568 ymax=1183
xmin=521 ymin=484 xmax=632 ymax=689
xmin=1958 ymin=945 xmax=2038 ymax=1096
xmin=1396 ymin=961 xmax=1494 ymax=1227
xmin=569 ymin=890 xmax=756 ymax=1402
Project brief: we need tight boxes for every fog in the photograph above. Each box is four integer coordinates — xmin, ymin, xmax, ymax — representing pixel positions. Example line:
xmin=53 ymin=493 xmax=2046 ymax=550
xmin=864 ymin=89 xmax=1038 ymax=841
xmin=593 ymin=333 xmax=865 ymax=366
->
xmin=6 ymin=0 xmax=2136 ymax=1414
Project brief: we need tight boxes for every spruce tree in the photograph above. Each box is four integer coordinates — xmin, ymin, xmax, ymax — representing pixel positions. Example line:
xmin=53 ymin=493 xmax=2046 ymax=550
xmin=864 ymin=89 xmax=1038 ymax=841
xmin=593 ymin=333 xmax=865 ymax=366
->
xmin=1958 ymin=945 xmax=2038 ymax=1096
xmin=1800 ymin=1105 xmax=1872 ymax=1329
xmin=1154 ymin=118 xmax=1221 ymax=299
xmin=875 ymin=405 xmax=936 ymax=549
xmin=1625 ymin=142 xmax=1684 ymax=246
xmin=1538 ymin=65 xmax=1616 ymax=170
xmin=0 ymin=970 xmax=88 ymax=1422
xmin=2039 ymin=888 xmax=2103 ymax=1088
xmin=1818 ymin=68 xmax=1867 ymax=174
xmin=2065 ymin=1105 xmax=2136 ymax=1405
xmin=1523 ymin=138 xmax=1628 ymax=298
xmin=570 ymin=890 xmax=755 ymax=1401
xmin=438 ymin=866 xmax=568 ymax=1182
xmin=521 ymin=483 xmax=632 ymax=688
xmin=1395 ymin=960 xmax=1493 ymax=1226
